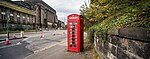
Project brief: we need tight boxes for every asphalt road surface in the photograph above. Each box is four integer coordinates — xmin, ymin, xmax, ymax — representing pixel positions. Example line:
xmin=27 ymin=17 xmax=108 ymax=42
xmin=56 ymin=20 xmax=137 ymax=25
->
xmin=0 ymin=30 xmax=67 ymax=59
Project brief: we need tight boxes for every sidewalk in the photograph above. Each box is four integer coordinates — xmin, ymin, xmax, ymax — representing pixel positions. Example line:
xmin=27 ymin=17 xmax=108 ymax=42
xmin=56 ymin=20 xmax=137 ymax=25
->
xmin=24 ymin=32 xmax=92 ymax=59
xmin=24 ymin=41 xmax=92 ymax=59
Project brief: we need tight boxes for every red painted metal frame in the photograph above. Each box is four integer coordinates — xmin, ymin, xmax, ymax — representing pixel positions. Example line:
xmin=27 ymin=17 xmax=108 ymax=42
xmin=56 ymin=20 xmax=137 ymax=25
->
xmin=67 ymin=14 xmax=84 ymax=52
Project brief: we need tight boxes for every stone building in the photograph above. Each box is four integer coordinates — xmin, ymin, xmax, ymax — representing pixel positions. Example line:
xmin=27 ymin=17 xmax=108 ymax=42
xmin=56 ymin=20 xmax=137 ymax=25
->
xmin=17 ymin=0 xmax=58 ymax=30
xmin=60 ymin=21 xmax=65 ymax=30
xmin=0 ymin=0 xmax=58 ymax=30
xmin=0 ymin=1 xmax=36 ymax=30
xmin=57 ymin=20 xmax=65 ymax=30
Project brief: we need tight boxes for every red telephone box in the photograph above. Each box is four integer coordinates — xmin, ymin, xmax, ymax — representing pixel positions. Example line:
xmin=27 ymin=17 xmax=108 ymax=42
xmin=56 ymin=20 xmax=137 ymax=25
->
xmin=67 ymin=14 xmax=84 ymax=52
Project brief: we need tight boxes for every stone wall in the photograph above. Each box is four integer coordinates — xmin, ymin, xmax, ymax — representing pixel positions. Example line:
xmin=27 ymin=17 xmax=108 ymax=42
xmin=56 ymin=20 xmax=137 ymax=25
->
xmin=94 ymin=27 xmax=150 ymax=59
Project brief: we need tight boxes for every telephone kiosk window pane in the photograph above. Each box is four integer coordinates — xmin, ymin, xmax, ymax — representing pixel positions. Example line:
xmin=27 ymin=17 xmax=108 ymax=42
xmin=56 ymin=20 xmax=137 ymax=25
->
xmin=72 ymin=32 xmax=75 ymax=34
xmin=69 ymin=22 xmax=77 ymax=48
xmin=70 ymin=22 xmax=77 ymax=25
xmin=70 ymin=32 xmax=76 ymax=35
xmin=70 ymin=26 xmax=75 ymax=28
xmin=70 ymin=26 xmax=75 ymax=30
xmin=72 ymin=42 xmax=76 ymax=44
xmin=71 ymin=38 xmax=75 ymax=41
xmin=71 ymin=35 xmax=75 ymax=37
xmin=70 ymin=36 xmax=76 ymax=40
xmin=70 ymin=41 xmax=76 ymax=47
xmin=70 ymin=36 xmax=77 ymax=47
xmin=70 ymin=45 xmax=76 ymax=47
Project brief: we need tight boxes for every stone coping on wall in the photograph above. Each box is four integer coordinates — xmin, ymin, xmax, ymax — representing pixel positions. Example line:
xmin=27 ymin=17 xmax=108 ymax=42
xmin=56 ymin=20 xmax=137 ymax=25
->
xmin=107 ymin=27 xmax=150 ymax=42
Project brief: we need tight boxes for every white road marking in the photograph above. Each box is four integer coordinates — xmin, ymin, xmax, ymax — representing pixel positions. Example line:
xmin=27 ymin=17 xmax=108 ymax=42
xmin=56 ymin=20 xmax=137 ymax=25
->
xmin=0 ymin=42 xmax=22 ymax=49
xmin=22 ymin=37 xmax=30 ymax=41
xmin=16 ymin=42 xmax=21 ymax=45
xmin=34 ymin=40 xmax=66 ymax=53
xmin=0 ymin=37 xmax=29 ymax=49
xmin=26 ymin=41 xmax=32 ymax=43
xmin=24 ymin=39 xmax=67 ymax=59
xmin=0 ymin=41 xmax=5 ymax=44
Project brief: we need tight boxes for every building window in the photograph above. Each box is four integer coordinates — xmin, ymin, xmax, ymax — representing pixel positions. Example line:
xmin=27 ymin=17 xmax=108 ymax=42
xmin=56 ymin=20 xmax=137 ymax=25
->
xmin=0 ymin=23 xmax=3 ymax=29
xmin=17 ymin=12 xmax=20 ymax=23
xmin=23 ymin=25 xmax=25 ymax=29
xmin=10 ymin=10 xmax=14 ymax=21
xmin=32 ymin=16 xmax=35 ymax=23
xmin=27 ymin=15 xmax=30 ymax=24
xmin=23 ymin=14 xmax=25 ymax=24
xmin=0 ymin=7 xmax=2 ymax=20
xmin=2 ymin=23 xmax=6 ymax=29
xmin=1 ymin=8 xmax=6 ymax=20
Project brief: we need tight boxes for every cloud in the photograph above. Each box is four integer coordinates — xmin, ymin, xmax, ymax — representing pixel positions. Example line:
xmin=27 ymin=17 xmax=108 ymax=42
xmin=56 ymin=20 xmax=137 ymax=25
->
xmin=43 ymin=0 xmax=86 ymax=23
xmin=57 ymin=8 xmax=79 ymax=14
xmin=13 ymin=0 xmax=89 ymax=23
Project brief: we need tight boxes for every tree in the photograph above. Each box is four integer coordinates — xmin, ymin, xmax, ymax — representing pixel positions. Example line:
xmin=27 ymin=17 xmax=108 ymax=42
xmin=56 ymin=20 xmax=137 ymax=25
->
xmin=80 ymin=0 xmax=150 ymax=36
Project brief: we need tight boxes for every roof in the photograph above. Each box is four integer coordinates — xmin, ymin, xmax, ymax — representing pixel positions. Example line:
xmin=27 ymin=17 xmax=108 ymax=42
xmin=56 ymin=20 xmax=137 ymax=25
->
xmin=40 ymin=1 xmax=56 ymax=13
xmin=0 ymin=1 xmax=36 ymax=15
xmin=13 ymin=0 xmax=56 ymax=14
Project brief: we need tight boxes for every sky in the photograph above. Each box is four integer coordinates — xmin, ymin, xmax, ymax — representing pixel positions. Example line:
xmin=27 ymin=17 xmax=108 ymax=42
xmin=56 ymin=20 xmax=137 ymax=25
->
xmin=43 ymin=0 xmax=90 ymax=24
xmin=12 ymin=0 xmax=90 ymax=24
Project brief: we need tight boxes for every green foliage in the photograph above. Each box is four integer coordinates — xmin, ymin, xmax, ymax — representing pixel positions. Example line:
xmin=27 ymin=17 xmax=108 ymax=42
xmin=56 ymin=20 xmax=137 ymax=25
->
xmin=80 ymin=0 xmax=150 ymax=39
xmin=87 ymin=29 xmax=95 ymax=44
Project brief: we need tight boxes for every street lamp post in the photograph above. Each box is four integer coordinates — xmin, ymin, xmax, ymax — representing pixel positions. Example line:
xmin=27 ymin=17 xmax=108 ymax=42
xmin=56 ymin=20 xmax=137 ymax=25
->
xmin=6 ymin=11 xmax=10 ymax=39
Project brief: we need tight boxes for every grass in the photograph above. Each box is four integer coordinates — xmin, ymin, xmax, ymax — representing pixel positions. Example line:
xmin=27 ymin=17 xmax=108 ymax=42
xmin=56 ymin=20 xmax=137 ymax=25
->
xmin=0 ymin=30 xmax=20 ymax=34
xmin=24 ymin=29 xmax=39 ymax=32
xmin=92 ymin=48 xmax=102 ymax=59
xmin=81 ymin=35 xmax=102 ymax=59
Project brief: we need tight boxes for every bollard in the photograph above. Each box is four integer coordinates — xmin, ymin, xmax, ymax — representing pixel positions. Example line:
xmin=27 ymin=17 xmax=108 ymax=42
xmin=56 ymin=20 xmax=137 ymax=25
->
xmin=12 ymin=32 xmax=16 ymax=38
xmin=20 ymin=31 xmax=24 ymax=37
xmin=40 ymin=33 xmax=44 ymax=39
xmin=5 ymin=36 xmax=10 ymax=45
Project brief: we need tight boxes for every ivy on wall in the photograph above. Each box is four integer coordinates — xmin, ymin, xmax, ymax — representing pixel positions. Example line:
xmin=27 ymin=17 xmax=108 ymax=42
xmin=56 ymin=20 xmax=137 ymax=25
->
xmin=80 ymin=0 xmax=150 ymax=38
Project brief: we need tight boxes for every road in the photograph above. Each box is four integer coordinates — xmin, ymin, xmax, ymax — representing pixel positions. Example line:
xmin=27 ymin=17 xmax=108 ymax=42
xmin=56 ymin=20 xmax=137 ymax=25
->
xmin=24 ymin=31 xmax=89 ymax=59
xmin=0 ymin=30 xmax=67 ymax=59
